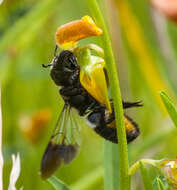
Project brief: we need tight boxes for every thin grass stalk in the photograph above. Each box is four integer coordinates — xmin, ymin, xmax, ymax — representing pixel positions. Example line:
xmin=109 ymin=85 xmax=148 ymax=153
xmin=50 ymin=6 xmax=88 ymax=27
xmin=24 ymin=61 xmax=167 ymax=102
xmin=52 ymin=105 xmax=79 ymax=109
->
xmin=104 ymin=142 xmax=120 ymax=190
xmin=86 ymin=0 xmax=130 ymax=189
xmin=115 ymin=0 xmax=171 ymax=113
xmin=70 ymin=167 xmax=103 ymax=190
xmin=151 ymin=9 xmax=177 ymax=93
xmin=0 ymin=86 xmax=3 ymax=190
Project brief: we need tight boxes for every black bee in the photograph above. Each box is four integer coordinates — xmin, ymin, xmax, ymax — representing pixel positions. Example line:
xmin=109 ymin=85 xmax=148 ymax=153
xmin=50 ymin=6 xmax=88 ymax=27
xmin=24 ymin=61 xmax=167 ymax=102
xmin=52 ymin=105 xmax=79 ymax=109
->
xmin=41 ymin=49 xmax=142 ymax=179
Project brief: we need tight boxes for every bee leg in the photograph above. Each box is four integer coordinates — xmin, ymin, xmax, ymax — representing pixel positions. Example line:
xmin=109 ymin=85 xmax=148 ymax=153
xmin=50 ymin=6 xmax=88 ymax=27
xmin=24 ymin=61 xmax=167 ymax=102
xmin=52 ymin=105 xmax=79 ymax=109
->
xmin=60 ymin=87 xmax=82 ymax=96
xmin=42 ymin=64 xmax=52 ymax=68
xmin=123 ymin=101 xmax=143 ymax=109
xmin=105 ymin=114 xmax=115 ymax=124
xmin=78 ymin=99 xmax=96 ymax=116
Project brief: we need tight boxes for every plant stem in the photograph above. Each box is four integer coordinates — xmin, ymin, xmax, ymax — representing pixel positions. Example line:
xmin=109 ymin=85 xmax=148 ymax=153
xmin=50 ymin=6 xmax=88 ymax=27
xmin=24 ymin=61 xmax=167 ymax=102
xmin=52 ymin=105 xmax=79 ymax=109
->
xmin=129 ymin=159 xmax=159 ymax=176
xmin=86 ymin=0 xmax=130 ymax=189
xmin=0 ymin=86 xmax=3 ymax=190
xmin=104 ymin=142 xmax=120 ymax=190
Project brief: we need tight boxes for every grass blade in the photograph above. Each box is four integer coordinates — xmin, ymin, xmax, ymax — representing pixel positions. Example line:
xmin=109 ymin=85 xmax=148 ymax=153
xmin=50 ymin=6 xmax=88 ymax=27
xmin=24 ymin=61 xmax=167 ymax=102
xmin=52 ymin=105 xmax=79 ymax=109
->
xmin=71 ymin=167 xmax=103 ymax=190
xmin=140 ymin=162 xmax=154 ymax=190
xmin=104 ymin=141 xmax=120 ymax=190
xmin=47 ymin=176 xmax=70 ymax=190
xmin=156 ymin=178 xmax=166 ymax=190
xmin=86 ymin=0 xmax=130 ymax=189
xmin=160 ymin=91 xmax=177 ymax=128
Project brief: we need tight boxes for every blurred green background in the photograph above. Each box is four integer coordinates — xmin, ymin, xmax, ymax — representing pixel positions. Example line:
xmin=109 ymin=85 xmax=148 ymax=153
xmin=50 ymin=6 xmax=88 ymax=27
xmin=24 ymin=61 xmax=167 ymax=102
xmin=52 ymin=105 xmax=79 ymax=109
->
xmin=1 ymin=0 xmax=177 ymax=189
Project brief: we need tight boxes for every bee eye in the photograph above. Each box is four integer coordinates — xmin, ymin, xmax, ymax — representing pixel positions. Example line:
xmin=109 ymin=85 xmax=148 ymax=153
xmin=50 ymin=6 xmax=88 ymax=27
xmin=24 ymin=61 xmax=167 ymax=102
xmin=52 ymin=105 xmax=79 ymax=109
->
xmin=63 ymin=52 xmax=77 ymax=71
xmin=66 ymin=57 xmax=77 ymax=69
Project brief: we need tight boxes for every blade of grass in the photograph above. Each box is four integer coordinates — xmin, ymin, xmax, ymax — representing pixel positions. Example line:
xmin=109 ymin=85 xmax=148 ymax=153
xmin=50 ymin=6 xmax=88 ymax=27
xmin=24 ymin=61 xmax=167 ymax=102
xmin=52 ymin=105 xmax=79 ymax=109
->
xmin=160 ymin=91 xmax=177 ymax=128
xmin=70 ymin=167 xmax=103 ymax=190
xmin=140 ymin=162 xmax=154 ymax=190
xmin=156 ymin=178 xmax=166 ymax=190
xmin=47 ymin=176 xmax=70 ymax=190
xmin=86 ymin=0 xmax=130 ymax=190
xmin=0 ymin=86 xmax=3 ymax=190
xmin=104 ymin=142 xmax=120 ymax=190
xmin=115 ymin=0 xmax=171 ymax=114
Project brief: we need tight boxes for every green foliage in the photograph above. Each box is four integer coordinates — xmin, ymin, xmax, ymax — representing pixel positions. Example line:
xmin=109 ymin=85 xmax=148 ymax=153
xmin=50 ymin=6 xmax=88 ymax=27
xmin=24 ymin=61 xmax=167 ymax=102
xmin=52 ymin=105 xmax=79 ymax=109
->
xmin=140 ymin=162 xmax=154 ymax=190
xmin=156 ymin=178 xmax=166 ymax=190
xmin=104 ymin=142 xmax=120 ymax=190
xmin=160 ymin=91 xmax=177 ymax=128
xmin=1 ymin=0 xmax=177 ymax=190
xmin=86 ymin=0 xmax=130 ymax=189
xmin=47 ymin=176 xmax=70 ymax=190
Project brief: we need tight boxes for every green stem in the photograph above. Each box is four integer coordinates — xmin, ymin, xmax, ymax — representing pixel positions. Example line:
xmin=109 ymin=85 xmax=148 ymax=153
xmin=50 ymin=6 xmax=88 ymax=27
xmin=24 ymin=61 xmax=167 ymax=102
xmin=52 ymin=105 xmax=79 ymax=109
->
xmin=129 ymin=159 xmax=159 ymax=176
xmin=86 ymin=0 xmax=130 ymax=190
xmin=104 ymin=142 xmax=120 ymax=190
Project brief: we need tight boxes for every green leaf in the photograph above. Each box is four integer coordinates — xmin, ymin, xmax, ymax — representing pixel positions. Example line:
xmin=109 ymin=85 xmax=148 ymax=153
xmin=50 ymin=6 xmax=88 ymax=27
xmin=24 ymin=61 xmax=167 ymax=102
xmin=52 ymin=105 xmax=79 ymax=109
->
xmin=140 ymin=162 xmax=154 ymax=190
xmin=156 ymin=178 xmax=166 ymax=190
xmin=86 ymin=0 xmax=130 ymax=189
xmin=104 ymin=141 xmax=120 ymax=190
xmin=47 ymin=176 xmax=70 ymax=190
xmin=160 ymin=91 xmax=177 ymax=128
xmin=71 ymin=167 xmax=103 ymax=190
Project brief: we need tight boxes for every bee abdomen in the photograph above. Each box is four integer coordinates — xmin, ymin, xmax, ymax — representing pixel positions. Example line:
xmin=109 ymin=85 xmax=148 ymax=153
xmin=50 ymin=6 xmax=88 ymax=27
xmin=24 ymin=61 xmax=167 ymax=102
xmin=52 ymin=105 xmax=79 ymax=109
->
xmin=94 ymin=119 xmax=140 ymax=144
xmin=86 ymin=111 xmax=140 ymax=144
xmin=94 ymin=125 xmax=118 ymax=143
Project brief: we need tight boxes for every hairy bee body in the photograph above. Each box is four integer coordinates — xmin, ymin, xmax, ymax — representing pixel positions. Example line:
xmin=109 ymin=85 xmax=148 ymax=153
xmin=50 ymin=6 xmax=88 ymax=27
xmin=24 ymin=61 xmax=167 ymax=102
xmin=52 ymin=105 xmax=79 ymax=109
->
xmin=50 ymin=50 xmax=140 ymax=143
xmin=41 ymin=49 xmax=141 ymax=179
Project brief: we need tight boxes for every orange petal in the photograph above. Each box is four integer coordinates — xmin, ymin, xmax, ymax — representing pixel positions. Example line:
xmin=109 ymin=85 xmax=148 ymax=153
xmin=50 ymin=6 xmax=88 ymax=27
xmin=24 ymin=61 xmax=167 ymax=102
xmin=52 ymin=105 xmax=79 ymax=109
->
xmin=56 ymin=15 xmax=103 ymax=49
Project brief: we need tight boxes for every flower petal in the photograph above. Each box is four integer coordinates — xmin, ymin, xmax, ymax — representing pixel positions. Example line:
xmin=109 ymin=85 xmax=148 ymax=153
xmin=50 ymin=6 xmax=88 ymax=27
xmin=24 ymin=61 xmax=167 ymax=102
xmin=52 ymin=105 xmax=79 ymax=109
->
xmin=8 ymin=153 xmax=21 ymax=190
xmin=80 ymin=56 xmax=111 ymax=112
xmin=56 ymin=15 xmax=103 ymax=49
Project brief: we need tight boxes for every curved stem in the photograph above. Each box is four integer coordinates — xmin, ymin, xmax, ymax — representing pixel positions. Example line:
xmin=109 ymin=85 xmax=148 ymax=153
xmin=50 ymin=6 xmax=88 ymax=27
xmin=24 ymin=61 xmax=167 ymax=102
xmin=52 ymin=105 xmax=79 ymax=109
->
xmin=0 ymin=87 xmax=3 ymax=190
xmin=86 ymin=0 xmax=130 ymax=190
xmin=129 ymin=159 xmax=159 ymax=176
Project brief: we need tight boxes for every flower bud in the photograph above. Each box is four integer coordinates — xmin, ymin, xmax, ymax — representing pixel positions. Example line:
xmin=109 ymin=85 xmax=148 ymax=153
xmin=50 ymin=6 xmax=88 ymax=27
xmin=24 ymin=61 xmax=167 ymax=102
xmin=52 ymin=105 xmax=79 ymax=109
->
xmin=158 ymin=158 xmax=177 ymax=189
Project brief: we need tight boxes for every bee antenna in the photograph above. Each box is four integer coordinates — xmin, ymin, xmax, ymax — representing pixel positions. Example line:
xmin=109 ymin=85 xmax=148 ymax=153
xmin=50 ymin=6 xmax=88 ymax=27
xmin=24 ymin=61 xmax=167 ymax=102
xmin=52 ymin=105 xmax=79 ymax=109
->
xmin=42 ymin=64 xmax=52 ymax=68
xmin=54 ymin=45 xmax=58 ymax=57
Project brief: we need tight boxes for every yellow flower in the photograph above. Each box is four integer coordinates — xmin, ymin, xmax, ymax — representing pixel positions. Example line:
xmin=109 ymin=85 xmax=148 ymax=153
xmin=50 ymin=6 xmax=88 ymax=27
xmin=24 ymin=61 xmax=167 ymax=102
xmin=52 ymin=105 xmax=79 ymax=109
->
xmin=55 ymin=15 xmax=103 ymax=49
xmin=80 ymin=56 xmax=111 ymax=112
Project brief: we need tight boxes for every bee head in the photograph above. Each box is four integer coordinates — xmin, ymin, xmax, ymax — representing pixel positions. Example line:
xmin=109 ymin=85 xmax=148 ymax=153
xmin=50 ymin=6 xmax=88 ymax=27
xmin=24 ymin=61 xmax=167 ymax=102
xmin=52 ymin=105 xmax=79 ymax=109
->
xmin=49 ymin=50 xmax=79 ymax=86
xmin=53 ymin=50 xmax=78 ymax=72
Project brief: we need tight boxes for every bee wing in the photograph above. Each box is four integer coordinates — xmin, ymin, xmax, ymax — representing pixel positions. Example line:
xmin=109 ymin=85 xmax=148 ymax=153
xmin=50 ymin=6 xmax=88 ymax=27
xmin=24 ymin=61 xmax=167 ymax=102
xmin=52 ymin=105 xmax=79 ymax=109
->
xmin=41 ymin=104 xmax=81 ymax=179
